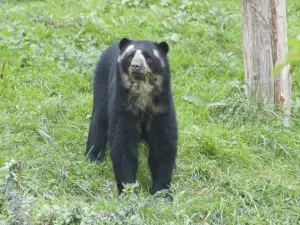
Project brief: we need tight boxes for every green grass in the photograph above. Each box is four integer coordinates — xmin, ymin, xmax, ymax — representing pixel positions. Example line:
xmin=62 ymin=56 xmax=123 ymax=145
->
xmin=1 ymin=0 xmax=300 ymax=224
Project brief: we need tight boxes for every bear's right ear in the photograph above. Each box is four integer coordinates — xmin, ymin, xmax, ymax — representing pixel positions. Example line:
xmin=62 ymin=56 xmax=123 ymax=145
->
xmin=119 ymin=38 xmax=131 ymax=50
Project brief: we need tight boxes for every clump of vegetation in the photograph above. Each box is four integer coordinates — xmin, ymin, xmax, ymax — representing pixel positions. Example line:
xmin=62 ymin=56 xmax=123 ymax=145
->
xmin=0 ymin=0 xmax=300 ymax=224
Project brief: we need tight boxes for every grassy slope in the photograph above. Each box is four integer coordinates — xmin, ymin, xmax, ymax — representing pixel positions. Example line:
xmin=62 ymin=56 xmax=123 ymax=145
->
xmin=0 ymin=0 xmax=300 ymax=224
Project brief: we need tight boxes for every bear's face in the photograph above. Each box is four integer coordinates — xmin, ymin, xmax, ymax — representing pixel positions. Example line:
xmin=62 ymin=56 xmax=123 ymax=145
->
xmin=118 ymin=38 xmax=169 ymax=81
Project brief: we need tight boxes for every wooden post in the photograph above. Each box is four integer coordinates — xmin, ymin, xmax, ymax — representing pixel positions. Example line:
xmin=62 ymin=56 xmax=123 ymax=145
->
xmin=241 ymin=0 xmax=274 ymax=103
xmin=272 ymin=0 xmax=291 ymax=117
xmin=241 ymin=0 xmax=291 ymax=116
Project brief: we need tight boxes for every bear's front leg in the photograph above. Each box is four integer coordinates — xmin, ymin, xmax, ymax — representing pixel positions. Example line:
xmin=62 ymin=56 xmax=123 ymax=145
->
xmin=147 ymin=112 xmax=178 ymax=198
xmin=108 ymin=112 xmax=140 ymax=195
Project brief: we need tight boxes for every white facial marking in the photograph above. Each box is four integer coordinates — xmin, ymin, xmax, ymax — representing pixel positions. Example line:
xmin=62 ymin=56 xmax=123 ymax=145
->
xmin=120 ymin=45 xmax=135 ymax=61
xmin=153 ymin=49 xmax=160 ymax=58
xmin=134 ymin=50 xmax=146 ymax=64
xmin=153 ymin=49 xmax=165 ymax=67
xmin=124 ymin=45 xmax=135 ymax=55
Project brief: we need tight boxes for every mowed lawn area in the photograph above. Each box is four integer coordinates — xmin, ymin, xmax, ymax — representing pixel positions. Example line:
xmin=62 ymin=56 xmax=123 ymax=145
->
xmin=1 ymin=0 xmax=300 ymax=224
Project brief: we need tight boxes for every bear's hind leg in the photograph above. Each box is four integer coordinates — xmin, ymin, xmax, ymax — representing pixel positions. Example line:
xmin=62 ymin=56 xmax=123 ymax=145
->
xmin=86 ymin=105 xmax=108 ymax=162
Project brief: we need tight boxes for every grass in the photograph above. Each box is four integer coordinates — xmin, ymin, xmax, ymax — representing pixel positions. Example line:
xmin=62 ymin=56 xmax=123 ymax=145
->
xmin=1 ymin=0 xmax=300 ymax=224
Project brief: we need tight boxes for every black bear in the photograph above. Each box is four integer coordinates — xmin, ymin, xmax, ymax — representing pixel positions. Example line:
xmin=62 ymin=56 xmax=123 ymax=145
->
xmin=86 ymin=38 xmax=178 ymax=197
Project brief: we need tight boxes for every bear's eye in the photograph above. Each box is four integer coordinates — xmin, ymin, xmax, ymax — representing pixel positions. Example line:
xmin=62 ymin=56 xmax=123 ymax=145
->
xmin=145 ymin=55 xmax=152 ymax=63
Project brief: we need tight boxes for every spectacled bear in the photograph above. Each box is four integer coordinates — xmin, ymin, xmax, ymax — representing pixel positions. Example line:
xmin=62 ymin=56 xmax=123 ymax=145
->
xmin=86 ymin=38 xmax=178 ymax=197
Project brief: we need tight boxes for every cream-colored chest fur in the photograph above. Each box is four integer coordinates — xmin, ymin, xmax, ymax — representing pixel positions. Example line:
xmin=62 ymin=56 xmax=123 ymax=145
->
xmin=131 ymin=81 xmax=153 ymax=111
xmin=122 ymin=74 xmax=165 ymax=114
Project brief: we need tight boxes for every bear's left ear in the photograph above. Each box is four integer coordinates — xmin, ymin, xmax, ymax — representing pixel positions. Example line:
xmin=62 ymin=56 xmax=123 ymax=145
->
xmin=119 ymin=38 xmax=131 ymax=50
xmin=157 ymin=41 xmax=169 ymax=55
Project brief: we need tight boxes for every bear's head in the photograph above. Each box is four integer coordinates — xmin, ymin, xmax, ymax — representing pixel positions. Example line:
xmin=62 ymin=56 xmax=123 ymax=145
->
xmin=118 ymin=38 xmax=169 ymax=81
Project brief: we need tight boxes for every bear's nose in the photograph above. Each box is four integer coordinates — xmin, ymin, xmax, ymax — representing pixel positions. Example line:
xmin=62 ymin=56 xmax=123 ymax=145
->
xmin=131 ymin=64 xmax=140 ymax=71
